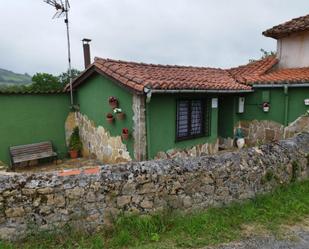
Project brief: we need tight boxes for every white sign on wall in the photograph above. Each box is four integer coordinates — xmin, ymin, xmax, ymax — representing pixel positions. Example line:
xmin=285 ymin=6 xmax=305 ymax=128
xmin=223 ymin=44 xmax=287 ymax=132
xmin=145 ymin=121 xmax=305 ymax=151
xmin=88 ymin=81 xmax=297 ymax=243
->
xmin=304 ymin=99 xmax=309 ymax=106
xmin=238 ymin=97 xmax=245 ymax=113
xmin=212 ymin=98 xmax=218 ymax=108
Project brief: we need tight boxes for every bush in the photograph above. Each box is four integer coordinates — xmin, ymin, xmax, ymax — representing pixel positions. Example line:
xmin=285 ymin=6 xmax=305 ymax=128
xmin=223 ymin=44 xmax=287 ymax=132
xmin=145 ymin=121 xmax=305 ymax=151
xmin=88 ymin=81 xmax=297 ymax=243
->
xmin=69 ymin=127 xmax=82 ymax=151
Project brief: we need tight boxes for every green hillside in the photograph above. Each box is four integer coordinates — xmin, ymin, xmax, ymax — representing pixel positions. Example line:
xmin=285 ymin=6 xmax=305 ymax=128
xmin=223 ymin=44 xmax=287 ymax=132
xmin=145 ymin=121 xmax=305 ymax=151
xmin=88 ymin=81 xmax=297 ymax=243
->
xmin=0 ymin=68 xmax=32 ymax=85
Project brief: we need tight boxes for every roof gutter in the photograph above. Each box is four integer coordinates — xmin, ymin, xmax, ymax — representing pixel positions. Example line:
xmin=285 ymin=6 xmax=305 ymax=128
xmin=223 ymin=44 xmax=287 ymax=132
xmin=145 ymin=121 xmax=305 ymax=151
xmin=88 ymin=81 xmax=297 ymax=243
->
xmin=143 ymin=87 xmax=253 ymax=103
xmin=253 ymin=83 xmax=309 ymax=88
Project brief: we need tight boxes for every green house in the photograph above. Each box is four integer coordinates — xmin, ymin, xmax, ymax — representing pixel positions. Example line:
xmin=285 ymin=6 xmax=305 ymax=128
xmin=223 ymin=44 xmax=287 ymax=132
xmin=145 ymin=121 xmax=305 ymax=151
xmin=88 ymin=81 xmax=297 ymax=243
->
xmin=68 ymin=58 xmax=251 ymax=163
xmin=68 ymin=14 xmax=309 ymax=163
xmin=1 ymin=15 xmax=309 ymax=166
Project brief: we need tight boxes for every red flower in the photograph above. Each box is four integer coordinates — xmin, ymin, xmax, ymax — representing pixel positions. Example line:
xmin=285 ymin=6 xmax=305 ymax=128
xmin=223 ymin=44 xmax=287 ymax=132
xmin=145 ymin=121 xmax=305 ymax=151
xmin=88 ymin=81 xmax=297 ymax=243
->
xmin=122 ymin=128 xmax=129 ymax=134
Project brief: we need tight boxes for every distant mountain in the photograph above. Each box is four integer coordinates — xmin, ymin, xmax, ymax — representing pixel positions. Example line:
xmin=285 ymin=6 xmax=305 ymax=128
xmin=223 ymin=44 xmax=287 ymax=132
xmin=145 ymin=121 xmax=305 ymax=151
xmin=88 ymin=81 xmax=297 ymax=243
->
xmin=0 ymin=68 xmax=32 ymax=85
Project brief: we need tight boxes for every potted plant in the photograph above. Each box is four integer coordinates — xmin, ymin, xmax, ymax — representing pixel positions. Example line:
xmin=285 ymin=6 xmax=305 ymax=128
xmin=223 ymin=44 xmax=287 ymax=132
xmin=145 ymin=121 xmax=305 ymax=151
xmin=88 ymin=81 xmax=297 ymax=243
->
xmin=106 ymin=113 xmax=114 ymax=124
xmin=69 ymin=127 xmax=82 ymax=159
xmin=114 ymin=108 xmax=125 ymax=120
xmin=121 ymin=128 xmax=129 ymax=140
xmin=109 ymin=96 xmax=118 ymax=109
xmin=262 ymin=102 xmax=270 ymax=112
xmin=235 ymin=128 xmax=245 ymax=149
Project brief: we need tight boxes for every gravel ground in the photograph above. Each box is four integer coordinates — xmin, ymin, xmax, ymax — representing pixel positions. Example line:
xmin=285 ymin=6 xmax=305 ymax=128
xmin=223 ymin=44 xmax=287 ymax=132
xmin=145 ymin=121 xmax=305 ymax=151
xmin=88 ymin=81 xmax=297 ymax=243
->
xmin=209 ymin=222 xmax=309 ymax=249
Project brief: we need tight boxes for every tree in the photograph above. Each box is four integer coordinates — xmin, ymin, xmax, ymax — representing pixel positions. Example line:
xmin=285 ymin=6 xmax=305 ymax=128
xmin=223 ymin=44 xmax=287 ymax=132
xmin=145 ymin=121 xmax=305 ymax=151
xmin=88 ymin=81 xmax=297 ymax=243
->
xmin=249 ymin=49 xmax=276 ymax=62
xmin=31 ymin=73 xmax=63 ymax=91
xmin=58 ymin=69 xmax=81 ymax=85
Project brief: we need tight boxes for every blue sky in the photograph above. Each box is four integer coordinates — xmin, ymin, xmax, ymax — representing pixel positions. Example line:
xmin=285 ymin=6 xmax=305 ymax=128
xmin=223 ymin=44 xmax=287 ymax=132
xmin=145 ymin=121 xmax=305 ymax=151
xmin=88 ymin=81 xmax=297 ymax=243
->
xmin=0 ymin=0 xmax=308 ymax=75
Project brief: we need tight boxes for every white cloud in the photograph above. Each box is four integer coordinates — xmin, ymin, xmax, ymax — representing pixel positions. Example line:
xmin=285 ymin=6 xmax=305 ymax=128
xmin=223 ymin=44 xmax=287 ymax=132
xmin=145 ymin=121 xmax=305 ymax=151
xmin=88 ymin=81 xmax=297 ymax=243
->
xmin=0 ymin=0 xmax=308 ymax=75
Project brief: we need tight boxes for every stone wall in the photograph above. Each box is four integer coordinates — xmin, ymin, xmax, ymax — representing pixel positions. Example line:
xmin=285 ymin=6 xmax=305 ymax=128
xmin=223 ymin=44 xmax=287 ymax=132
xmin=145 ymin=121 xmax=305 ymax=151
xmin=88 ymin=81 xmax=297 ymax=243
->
xmin=132 ymin=95 xmax=147 ymax=161
xmin=236 ymin=120 xmax=284 ymax=146
xmin=155 ymin=140 xmax=219 ymax=159
xmin=65 ymin=112 xmax=131 ymax=163
xmin=231 ymin=114 xmax=309 ymax=147
xmin=0 ymin=133 xmax=309 ymax=240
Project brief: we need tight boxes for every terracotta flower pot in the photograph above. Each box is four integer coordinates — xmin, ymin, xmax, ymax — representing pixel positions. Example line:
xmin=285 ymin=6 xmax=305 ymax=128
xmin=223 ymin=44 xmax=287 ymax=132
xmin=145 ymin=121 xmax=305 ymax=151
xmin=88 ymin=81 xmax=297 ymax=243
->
xmin=116 ymin=112 xmax=125 ymax=120
xmin=106 ymin=117 xmax=114 ymax=124
xmin=109 ymin=101 xmax=118 ymax=109
xmin=121 ymin=133 xmax=129 ymax=140
xmin=69 ymin=150 xmax=78 ymax=159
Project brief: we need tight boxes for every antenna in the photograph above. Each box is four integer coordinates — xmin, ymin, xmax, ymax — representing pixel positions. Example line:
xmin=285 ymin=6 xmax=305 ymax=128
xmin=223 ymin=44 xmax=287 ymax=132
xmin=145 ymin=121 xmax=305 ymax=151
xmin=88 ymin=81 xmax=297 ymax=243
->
xmin=44 ymin=0 xmax=74 ymax=106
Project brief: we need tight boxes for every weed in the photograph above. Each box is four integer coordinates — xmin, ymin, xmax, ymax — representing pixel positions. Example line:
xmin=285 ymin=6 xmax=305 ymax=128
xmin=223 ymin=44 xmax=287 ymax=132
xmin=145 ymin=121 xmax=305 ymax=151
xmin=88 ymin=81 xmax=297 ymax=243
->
xmin=291 ymin=161 xmax=300 ymax=182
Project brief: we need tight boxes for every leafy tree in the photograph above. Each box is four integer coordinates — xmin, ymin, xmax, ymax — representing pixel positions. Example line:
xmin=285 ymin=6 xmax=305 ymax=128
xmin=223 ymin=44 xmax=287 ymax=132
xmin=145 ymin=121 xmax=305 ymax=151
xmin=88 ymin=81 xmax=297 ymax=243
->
xmin=31 ymin=73 xmax=63 ymax=91
xmin=58 ymin=69 xmax=81 ymax=85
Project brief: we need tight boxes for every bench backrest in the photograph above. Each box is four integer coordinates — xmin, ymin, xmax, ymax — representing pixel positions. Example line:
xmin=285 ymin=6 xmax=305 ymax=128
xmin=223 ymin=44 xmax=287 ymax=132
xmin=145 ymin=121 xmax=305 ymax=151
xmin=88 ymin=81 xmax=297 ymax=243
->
xmin=10 ymin=141 xmax=54 ymax=158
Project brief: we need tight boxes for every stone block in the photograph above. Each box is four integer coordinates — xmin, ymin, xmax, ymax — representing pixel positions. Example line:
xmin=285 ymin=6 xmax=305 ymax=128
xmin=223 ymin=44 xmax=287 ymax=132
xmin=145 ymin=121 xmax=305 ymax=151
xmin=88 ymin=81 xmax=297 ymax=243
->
xmin=5 ymin=207 xmax=24 ymax=218
xmin=117 ymin=196 xmax=131 ymax=208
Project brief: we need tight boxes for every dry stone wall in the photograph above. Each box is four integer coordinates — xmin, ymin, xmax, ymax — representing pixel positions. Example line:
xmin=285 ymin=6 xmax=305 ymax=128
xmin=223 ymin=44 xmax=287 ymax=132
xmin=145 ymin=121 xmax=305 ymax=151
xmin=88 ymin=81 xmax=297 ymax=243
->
xmin=0 ymin=134 xmax=309 ymax=240
xmin=155 ymin=140 xmax=219 ymax=160
xmin=65 ymin=112 xmax=131 ymax=163
xmin=226 ymin=114 xmax=309 ymax=148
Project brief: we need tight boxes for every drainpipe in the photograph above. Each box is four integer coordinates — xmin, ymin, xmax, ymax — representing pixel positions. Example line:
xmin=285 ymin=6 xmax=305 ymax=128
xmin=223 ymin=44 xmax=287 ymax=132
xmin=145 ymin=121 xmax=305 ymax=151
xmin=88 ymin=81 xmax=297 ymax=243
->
xmin=284 ymin=85 xmax=289 ymax=126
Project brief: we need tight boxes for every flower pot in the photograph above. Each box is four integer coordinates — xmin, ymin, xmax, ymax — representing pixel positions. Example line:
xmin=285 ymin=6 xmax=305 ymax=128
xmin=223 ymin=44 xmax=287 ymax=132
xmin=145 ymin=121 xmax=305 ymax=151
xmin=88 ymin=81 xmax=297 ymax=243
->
xmin=116 ymin=112 xmax=125 ymax=120
xmin=109 ymin=101 xmax=118 ymax=109
xmin=69 ymin=150 xmax=78 ymax=159
xmin=106 ymin=117 xmax=114 ymax=124
xmin=121 ymin=133 xmax=129 ymax=140
xmin=236 ymin=138 xmax=245 ymax=149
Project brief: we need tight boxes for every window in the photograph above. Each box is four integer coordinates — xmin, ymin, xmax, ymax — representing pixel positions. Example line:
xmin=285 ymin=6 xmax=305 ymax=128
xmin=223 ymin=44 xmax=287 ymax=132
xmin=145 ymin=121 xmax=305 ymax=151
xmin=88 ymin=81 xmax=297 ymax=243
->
xmin=176 ymin=99 xmax=210 ymax=140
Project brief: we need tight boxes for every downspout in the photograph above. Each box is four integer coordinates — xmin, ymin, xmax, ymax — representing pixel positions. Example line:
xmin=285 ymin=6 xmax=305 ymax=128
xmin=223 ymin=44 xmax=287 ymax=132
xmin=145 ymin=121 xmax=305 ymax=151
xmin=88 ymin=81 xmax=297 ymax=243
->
xmin=284 ymin=85 xmax=289 ymax=126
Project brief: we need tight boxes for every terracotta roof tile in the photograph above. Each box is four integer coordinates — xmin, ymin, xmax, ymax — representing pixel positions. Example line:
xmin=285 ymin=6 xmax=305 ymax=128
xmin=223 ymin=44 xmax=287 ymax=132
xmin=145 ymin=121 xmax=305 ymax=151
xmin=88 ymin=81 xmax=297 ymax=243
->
xmin=228 ymin=55 xmax=309 ymax=85
xmin=263 ymin=14 xmax=309 ymax=39
xmin=71 ymin=57 xmax=251 ymax=92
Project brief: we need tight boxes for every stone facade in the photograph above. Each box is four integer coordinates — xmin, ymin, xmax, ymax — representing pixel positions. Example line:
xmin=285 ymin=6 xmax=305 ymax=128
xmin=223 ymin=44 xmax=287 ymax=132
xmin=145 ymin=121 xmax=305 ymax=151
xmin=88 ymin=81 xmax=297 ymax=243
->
xmin=155 ymin=140 xmax=219 ymax=159
xmin=229 ymin=115 xmax=309 ymax=148
xmin=236 ymin=120 xmax=284 ymax=146
xmin=132 ymin=95 xmax=147 ymax=161
xmin=0 ymin=133 xmax=308 ymax=240
xmin=285 ymin=115 xmax=309 ymax=139
xmin=65 ymin=112 xmax=131 ymax=164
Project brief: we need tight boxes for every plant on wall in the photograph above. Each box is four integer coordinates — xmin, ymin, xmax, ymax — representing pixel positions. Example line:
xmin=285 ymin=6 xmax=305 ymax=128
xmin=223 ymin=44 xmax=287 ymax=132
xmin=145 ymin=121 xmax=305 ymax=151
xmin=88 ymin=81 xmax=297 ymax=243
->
xmin=114 ymin=108 xmax=125 ymax=120
xmin=106 ymin=113 xmax=114 ymax=124
xmin=109 ymin=96 xmax=118 ymax=108
xmin=69 ymin=127 xmax=82 ymax=159
xmin=121 ymin=128 xmax=129 ymax=140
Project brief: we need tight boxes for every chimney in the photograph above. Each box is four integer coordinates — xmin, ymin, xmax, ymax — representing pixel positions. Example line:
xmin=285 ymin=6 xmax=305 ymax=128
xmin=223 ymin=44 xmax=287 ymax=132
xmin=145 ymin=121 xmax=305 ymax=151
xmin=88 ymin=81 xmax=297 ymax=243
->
xmin=82 ymin=38 xmax=92 ymax=68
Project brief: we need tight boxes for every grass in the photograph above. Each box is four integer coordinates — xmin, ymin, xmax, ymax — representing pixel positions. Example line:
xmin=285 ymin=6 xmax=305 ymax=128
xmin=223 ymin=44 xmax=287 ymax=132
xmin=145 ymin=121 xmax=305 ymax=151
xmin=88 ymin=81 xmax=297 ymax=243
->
xmin=1 ymin=180 xmax=309 ymax=249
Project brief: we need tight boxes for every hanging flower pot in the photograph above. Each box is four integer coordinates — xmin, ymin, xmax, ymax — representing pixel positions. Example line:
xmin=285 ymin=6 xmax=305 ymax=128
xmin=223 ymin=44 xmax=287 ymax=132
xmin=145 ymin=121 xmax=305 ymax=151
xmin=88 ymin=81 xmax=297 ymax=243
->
xmin=262 ymin=102 xmax=270 ymax=112
xmin=106 ymin=113 xmax=114 ymax=124
xmin=121 ymin=128 xmax=129 ymax=140
xmin=114 ymin=108 xmax=125 ymax=120
xmin=109 ymin=96 xmax=118 ymax=109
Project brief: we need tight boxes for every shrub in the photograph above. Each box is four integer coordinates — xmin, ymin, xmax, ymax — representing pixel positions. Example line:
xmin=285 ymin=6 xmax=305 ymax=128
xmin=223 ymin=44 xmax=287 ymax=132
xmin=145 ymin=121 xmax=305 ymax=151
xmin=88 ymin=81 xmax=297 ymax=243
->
xmin=69 ymin=127 xmax=82 ymax=152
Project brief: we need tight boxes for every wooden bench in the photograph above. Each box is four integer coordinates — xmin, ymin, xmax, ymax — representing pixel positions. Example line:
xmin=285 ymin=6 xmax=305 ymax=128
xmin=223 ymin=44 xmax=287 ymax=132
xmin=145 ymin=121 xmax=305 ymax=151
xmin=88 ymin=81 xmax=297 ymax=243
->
xmin=9 ymin=141 xmax=58 ymax=167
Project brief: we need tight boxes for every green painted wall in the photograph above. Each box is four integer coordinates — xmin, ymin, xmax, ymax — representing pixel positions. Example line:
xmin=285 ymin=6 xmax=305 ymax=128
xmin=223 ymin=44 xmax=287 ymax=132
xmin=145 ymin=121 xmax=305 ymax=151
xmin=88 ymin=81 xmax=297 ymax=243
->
xmin=218 ymin=95 xmax=236 ymax=138
xmin=0 ymin=94 xmax=70 ymax=164
xmin=76 ymin=74 xmax=134 ymax=158
xmin=235 ymin=88 xmax=286 ymax=124
xmin=218 ymin=87 xmax=309 ymax=139
xmin=146 ymin=94 xmax=218 ymax=158
xmin=288 ymin=88 xmax=309 ymax=123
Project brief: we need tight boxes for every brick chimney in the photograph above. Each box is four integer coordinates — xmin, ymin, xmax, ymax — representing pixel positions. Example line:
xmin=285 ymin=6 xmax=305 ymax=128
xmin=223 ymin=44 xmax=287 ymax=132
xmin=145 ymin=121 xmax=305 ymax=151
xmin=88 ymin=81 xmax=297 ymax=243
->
xmin=82 ymin=38 xmax=92 ymax=69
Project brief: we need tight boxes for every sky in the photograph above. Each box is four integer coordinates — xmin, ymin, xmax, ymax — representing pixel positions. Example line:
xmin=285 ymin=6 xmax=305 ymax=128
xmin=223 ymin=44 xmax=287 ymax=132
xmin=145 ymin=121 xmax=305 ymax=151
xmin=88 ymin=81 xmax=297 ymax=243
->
xmin=0 ymin=0 xmax=308 ymax=75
